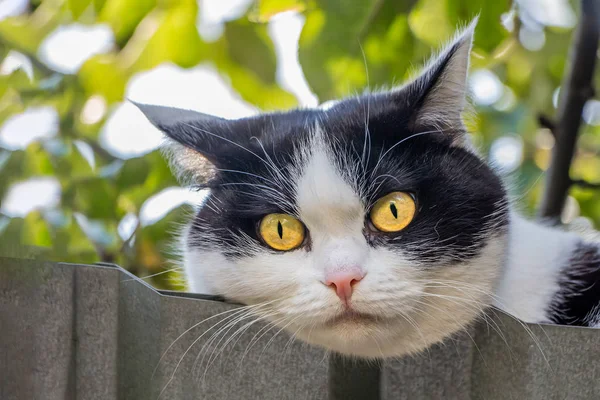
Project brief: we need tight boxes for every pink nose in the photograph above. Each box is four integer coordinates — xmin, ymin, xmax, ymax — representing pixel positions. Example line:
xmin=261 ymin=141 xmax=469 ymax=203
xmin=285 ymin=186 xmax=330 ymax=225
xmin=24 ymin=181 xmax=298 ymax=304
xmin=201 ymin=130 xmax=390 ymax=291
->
xmin=325 ymin=270 xmax=365 ymax=304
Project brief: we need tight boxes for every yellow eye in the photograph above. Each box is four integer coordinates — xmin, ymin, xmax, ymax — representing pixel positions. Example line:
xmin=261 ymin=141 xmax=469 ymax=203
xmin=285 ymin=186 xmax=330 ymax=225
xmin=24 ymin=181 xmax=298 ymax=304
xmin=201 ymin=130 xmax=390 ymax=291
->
xmin=370 ymin=192 xmax=416 ymax=232
xmin=259 ymin=214 xmax=305 ymax=251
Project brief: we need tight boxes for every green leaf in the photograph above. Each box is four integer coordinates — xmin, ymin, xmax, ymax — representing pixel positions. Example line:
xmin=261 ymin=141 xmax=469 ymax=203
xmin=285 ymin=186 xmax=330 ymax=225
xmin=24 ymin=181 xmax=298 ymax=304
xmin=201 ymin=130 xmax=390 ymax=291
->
xmin=150 ymin=267 xmax=187 ymax=291
xmin=116 ymin=156 xmax=150 ymax=190
xmin=24 ymin=143 xmax=55 ymax=176
xmin=4 ymin=68 xmax=35 ymax=91
xmin=21 ymin=212 xmax=52 ymax=248
xmin=51 ymin=140 xmax=97 ymax=181
xmin=140 ymin=152 xmax=176 ymax=192
xmin=68 ymin=178 xmax=118 ymax=219
xmin=52 ymin=213 xmax=98 ymax=260
xmin=117 ymin=152 xmax=177 ymax=212
xmin=0 ymin=217 xmax=24 ymax=253
xmin=98 ymin=0 xmax=156 ymax=43
xmin=249 ymin=0 xmax=306 ymax=22
xmin=135 ymin=204 xmax=190 ymax=271
xmin=408 ymin=0 xmax=453 ymax=47
xmin=69 ymin=0 xmax=93 ymax=19
xmin=446 ymin=0 xmax=510 ymax=52
xmin=0 ymin=0 xmax=67 ymax=54
xmin=79 ymin=54 xmax=127 ymax=103
xmin=224 ymin=19 xmax=277 ymax=84
xmin=219 ymin=61 xmax=297 ymax=110
xmin=125 ymin=1 xmax=206 ymax=71
xmin=299 ymin=0 xmax=417 ymax=100
xmin=0 ymin=151 xmax=25 ymax=197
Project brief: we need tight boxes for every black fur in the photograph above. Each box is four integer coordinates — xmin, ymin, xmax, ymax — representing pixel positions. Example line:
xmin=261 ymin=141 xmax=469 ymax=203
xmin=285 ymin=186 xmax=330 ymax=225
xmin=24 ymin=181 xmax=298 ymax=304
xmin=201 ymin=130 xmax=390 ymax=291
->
xmin=176 ymin=86 xmax=508 ymax=262
xmin=138 ymin=23 xmax=600 ymax=331
xmin=153 ymin=27 xmax=508 ymax=264
xmin=550 ymin=241 xmax=600 ymax=326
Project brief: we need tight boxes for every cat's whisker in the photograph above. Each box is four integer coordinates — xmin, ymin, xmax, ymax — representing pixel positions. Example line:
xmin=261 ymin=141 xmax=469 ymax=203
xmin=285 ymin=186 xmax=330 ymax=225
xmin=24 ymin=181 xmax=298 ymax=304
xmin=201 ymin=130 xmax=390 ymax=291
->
xmin=215 ymin=168 xmax=280 ymax=187
xmin=359 ymin=42 xmax=373 ymax=174
xmin=282 ymin=322 xmax=306 ymax=355
xmin=258 ymin=314 xmax=305 ymax=361
xmin=200 ymin=312 xmax=289 ymax=383
xmin=194 ymin=308 xmax=270 ymax=381
xmin=138 ymin=23 xmax=599 ymax=365
xmin=215 ymin=183 xmax=296 ymax=212
xmin=180 ymin=122 xmax=287 ymax=186
xmin=152 ymin=303 xmax=265 ymax=381
xmin=156 ymin=305 xmax=262 ymax=399
xmin=369 ymin=129 xmax=442 ymax=180
xmin=249 ymin=136 xmax=297 ymax=194
xmin=404 ymin=299 xmax=488 ymax=363
xmin=200 ymin=310 xmax=260 ymax=371
xmin=240 ymin=314 xmax=287 ymax=362
xmin=210 ymin=308 xmax=281 ymax=365
xmin=396 ymin=309 xmax=429 ymax=348
xmin=122 ymin=267 xmax=183 ymax=283
xmin=201 ymin=310 xmax=279 ymax=379
xmin=416 ymin=283 xmax=550 ymax=366
xmin=226 ymin=312 xmax=278 ymax=362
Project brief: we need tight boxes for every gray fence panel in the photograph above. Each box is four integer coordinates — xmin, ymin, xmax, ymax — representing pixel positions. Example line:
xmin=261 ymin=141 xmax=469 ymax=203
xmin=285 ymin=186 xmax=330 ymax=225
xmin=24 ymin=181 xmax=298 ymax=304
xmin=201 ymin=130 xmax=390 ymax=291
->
xmin=2 ymin=256 xmax=600 ymax=400
xmin=74 ymin=263 xmax=120 ymax=400
xmin=329 ymin=354 xmax=380 ymax=400
xmin=153 ymin=291 xmax=328 ymax=400
xmin=472 ymin=310 xmax=600 ymax=400
xmin=1 ymin=258 xmax=75 ymax=400
xmin=382 ymin=331 xmax=474 ymax=400
xmin=116 ymin=265 xmax=162 ymax=400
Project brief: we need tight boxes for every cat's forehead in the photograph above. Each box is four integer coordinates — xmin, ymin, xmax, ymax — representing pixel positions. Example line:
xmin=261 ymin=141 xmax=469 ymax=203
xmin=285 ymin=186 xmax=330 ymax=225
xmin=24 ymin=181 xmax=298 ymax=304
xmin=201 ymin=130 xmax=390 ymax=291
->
xmin=247 ymin=98 xmax=389 ymax=147
xmin=295 ymin=130 xmax=364 ymax=232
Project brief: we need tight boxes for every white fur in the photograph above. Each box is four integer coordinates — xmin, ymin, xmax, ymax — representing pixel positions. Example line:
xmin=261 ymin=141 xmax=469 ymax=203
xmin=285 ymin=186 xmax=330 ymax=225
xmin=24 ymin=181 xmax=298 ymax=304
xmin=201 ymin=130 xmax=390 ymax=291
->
xmin=183 ymin=195 xmax=593 ymax=357
xmin=493 ymin=212 xmax=579 ymax=322
xmin=183 ymin=246 xmax=214 ymax=294
xmin=296 ymin=136 xmax=368 ymax=280
xmin=147 ymin=21 xmax=599 ymax=358
xmin=183 ymin=128 xmax=508 ymax=358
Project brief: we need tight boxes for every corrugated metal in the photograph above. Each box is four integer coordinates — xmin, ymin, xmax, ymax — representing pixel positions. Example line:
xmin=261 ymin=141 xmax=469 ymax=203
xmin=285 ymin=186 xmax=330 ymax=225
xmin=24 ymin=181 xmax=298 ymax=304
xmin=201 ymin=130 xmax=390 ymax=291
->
xmin=1 ymin=257 xmax=599 ymax=400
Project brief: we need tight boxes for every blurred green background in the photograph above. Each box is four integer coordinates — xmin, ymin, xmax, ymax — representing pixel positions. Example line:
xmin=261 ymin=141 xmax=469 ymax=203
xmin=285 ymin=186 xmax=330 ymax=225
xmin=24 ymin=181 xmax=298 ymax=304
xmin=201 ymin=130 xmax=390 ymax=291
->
xmin=0 ymin=0 xmax=598 ymax=290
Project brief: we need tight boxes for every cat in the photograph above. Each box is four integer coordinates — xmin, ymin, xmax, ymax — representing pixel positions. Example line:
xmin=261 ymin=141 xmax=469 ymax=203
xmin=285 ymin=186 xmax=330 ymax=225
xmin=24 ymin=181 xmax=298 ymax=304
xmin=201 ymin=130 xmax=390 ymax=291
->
xmin=134 ymin=19 xmax=600 ymax=359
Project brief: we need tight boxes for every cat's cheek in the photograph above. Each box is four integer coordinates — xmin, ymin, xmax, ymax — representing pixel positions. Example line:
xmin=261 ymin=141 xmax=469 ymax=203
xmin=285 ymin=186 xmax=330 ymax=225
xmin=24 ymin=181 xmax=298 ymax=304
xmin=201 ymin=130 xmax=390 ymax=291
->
xmin=183 ymin=248 xmax=227 ymax=295
xmin=188 ymin=247 xmax=315 ymax=306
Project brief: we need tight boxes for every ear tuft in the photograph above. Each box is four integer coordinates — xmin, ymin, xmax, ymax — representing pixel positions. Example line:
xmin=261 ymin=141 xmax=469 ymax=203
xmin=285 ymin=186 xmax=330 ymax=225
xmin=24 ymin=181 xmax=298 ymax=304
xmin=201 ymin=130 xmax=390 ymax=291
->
xmin=160 ymin=140 xmax=217 ymax=186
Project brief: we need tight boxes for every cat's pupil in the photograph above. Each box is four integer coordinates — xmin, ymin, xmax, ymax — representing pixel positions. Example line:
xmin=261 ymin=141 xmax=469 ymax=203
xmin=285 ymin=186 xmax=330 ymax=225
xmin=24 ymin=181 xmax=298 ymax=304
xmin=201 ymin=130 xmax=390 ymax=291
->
xmin=390 ymin=203 xmax=398 ymax=219
xmin=277 ymin=221 xmax=283 ymax=239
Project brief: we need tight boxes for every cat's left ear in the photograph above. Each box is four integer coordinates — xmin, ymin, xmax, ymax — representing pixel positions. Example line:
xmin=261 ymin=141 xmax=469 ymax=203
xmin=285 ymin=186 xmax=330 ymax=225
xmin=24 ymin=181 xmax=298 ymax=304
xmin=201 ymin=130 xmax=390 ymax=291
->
xmin=400 ymin=18 xmax=477 ymax=137
xmin=131 ymin=102 xmax=237 ymax=185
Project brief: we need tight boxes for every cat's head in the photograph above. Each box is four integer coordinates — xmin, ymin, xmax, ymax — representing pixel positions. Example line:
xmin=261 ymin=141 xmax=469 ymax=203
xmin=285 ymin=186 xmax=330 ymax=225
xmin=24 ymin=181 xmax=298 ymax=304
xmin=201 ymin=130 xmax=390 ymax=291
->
xmin=136 ymin=20 xmax=510 ymax=358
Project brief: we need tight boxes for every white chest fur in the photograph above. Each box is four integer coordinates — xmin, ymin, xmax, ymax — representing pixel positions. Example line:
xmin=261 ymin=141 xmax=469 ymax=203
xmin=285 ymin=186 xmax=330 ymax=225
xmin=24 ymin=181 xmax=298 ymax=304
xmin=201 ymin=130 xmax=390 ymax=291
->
xmin=493 ymin=213 xmax=580 ymax=323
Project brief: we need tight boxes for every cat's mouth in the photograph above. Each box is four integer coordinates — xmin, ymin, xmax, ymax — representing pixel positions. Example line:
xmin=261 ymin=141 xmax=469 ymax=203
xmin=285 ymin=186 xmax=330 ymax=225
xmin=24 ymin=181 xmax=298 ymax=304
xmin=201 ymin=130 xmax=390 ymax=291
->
xmin=325 ymin=310 xmax=378 ymax=326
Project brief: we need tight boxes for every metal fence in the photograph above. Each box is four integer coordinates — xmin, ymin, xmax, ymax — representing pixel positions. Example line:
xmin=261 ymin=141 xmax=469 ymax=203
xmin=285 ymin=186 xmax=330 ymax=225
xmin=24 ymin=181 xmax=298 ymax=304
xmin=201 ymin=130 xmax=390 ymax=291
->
xmin=1 ymin=257 xmax=599 ymax=399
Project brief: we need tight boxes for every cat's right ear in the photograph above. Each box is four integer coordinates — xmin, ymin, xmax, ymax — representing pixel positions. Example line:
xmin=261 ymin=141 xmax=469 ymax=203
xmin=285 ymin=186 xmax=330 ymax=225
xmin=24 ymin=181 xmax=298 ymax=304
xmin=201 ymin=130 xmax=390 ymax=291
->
xmin=132 ymin=102 xmax=233 ymax=184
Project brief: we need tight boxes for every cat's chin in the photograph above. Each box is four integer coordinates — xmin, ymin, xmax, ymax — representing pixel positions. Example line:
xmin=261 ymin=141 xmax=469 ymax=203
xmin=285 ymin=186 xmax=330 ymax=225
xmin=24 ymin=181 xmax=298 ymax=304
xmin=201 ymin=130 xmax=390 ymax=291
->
xmin=323 ymin=310 xmax=379 ymax=327
xmin=290 ymin=311 xmax=476 ymax=359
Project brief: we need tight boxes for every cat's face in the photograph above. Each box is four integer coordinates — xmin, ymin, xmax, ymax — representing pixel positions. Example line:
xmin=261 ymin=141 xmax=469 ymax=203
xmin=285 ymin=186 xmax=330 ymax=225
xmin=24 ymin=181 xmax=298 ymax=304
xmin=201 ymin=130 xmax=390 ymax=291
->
xmin=137 ymin=21 xmax=510 ymax=358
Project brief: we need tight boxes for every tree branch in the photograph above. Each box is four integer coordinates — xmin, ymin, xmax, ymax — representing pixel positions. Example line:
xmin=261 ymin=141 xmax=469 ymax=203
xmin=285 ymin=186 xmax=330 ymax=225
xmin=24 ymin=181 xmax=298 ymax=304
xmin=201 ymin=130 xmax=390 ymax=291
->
xmin=0 ymin=33 xmax=57 ymax=77
xmin=537 ymin=0 xmax=600 ymax=223
xmin=537 ymin=114 xmax=556 ymax=133
xmin=78 ymin=137 xmax=118 ymax=162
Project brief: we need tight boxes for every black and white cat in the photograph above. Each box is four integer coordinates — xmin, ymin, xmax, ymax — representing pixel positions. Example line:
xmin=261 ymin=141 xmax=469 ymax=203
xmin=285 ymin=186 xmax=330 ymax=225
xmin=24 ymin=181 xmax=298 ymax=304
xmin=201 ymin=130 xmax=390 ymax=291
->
xmin=135 ymin=19 xmax=600 ymax=358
